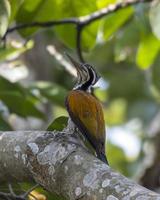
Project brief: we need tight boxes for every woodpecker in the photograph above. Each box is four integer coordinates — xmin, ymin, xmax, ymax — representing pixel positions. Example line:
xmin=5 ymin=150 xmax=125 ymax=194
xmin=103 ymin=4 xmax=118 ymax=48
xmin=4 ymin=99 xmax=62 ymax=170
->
xmin=65 ymin=54 xmax=108 ymax=165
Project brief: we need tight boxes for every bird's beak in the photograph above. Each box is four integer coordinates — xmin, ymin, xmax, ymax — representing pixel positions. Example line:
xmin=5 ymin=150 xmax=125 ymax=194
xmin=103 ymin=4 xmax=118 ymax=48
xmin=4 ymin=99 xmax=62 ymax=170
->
xmin=65 ymin=53 xmax=82 ymax=75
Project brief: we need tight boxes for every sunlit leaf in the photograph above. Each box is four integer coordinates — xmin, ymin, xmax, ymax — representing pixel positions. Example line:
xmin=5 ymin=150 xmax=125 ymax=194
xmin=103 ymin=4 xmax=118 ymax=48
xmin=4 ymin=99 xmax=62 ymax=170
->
xmin=94 ymin=88 xmax=108 ymax=102
xmin=16 ymin=0 xmax=99 ymax=50
xmin=149 ymin=1 xmax=160 ymax=40
xmin=104 ymin=99 xmax=127 ymax=125
xmin=29 ymin=190 xmax=46 ymax=200
xmin=136 ymin=33 xmax=160 ymax=69
xmin=55 ymin=0 xmax=99 ymax=50
xmin=21 ymin=183 xmax=65 ymax=200
xmin=0 ymin=0 xmax=10 ymax=37
xmin=16 ymin=0 xmax=44 ymax=21
xmin=103 ymin=7 xmax=133 ymax=40
xmin=15 ymin=0 xmax=55 ymax=36
xmin=47 ymin=116 xmax=68 ymax=131
xmin=96 ymin=0 xmax=116 ymax=9
xmin=8 ymin=0 xmax=24 ymax=22
xmin=81 ymin=21 xmax=99 ymax=50
xmin=0 ymin=40 xmax=34 ymax=61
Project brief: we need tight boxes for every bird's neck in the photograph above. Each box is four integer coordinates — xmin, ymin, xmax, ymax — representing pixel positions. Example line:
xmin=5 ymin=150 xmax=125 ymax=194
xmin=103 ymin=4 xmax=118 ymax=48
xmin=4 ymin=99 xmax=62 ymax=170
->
xmin=73 ymin=66 xmax=94 ymax=92
xmin=73 ymin=85 xmax=91 ymax=93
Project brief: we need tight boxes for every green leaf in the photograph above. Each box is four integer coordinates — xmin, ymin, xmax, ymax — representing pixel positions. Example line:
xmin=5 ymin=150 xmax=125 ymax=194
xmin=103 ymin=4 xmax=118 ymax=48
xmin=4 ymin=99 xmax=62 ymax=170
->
xmin=81 ymin=21 xmax=99 ymax=50
xmin=55 ymin=25 xmax=76 ymax=48
xmin=47 ymin=116 xmax=68 ymax=131
xmin=104 ymin=99 xmax=127 ymax=125
xmin=16 ymin=0 xmax=99 ymax=50
xmin=136 ymin=33 xmax=160 ymax=69
xmin=16 ymin=0 xmax=44 ymax=22
xmin=15 ymin=0 xmax=58 ymax=36
xmin=114 ymin=21 xmax=139 ymax=62
xmin=0 ymin=76 xmax=23 ymax=93
xmin=0 ymin=0 xmax=10 ymax=37
xmin=8 ymin=0 xmax=24 ymax=23
xmin=107 ymin=142 xmax=130 ymax=176
xmin=30 ymin=82 xmax=67 ymax=107
xmin=96 ymin=0 xmax=116 ymax=9
xmin=55 ymin=0 xmax=99 ymax=50
xmin=0 ymin=76 xmax=42 ymax=104
xmin=149 ymin=1 xmax=160 ymax=40
xmin=0 ymin=40 xmax=34 ymax=61
xmin=21 ymin=183 xmax=65 ymax=200
xmin=0 ymin=115 xmax=12 ymax=130
xmin=19 ymin=0 xmax=42 ymax=12
xmin=0 ymin=77 xmax=44 ymax=119
xmin=0 ymin=92 xmax=44 ymax=119
xmin=103 ymin=7 xmax=133 ymax=41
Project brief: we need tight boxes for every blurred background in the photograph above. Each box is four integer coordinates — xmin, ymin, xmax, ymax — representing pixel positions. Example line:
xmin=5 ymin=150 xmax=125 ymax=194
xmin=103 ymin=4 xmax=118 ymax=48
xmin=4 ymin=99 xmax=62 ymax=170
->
xmin=0 ymin=0 xmax=160 ymax=199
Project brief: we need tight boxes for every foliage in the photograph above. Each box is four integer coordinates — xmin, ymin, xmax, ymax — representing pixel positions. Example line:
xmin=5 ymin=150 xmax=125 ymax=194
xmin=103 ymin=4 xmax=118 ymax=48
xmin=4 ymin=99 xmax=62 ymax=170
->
xmin=47 ymin=116 xmax=68 ymax=131
xmin=0 ymin=0 xmax=160 ymax=198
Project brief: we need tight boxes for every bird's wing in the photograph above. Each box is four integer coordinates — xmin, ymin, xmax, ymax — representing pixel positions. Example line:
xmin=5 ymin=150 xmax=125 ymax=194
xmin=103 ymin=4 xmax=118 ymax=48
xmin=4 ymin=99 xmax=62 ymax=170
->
xmin=65 ymin=90 xmax=105 ymax=150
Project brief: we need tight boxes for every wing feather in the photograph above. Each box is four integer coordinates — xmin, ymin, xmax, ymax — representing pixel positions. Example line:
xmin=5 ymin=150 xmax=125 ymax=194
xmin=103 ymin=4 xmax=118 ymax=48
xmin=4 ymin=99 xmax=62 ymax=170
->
xmin=65 ymin=90 xmax=105 ymax=150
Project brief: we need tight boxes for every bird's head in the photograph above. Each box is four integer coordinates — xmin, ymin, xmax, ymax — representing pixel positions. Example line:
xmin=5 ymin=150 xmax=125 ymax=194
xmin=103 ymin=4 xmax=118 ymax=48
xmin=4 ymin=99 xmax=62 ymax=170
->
xmin=66 ymin=54 xmax=100 ymax=92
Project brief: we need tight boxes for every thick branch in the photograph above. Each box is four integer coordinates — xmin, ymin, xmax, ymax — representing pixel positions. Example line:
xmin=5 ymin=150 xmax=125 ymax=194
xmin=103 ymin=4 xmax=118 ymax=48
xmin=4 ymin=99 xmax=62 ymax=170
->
xmin=0 ymin=130 xmax=160 ymax=200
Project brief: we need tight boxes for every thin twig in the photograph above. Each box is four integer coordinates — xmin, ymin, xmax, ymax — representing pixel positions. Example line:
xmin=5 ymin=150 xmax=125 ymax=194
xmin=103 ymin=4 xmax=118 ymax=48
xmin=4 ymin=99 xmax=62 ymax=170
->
xmin=79 ymin=0 xmax=152 ymax=26
xmin=0 ymin=184 xmax=39 ymax=200
xmin=4 ymin=0 xmax=152 ymax=35
xmin=76 ymin=25 xmax=84 ymax=63
xmin=3 ymin=19 xmax=78 ymax=38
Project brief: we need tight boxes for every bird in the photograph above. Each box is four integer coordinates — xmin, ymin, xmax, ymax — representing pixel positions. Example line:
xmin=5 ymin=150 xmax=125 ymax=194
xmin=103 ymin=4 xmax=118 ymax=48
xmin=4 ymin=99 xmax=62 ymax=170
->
xmin=65 ymin=54 xmax=108 ymax=165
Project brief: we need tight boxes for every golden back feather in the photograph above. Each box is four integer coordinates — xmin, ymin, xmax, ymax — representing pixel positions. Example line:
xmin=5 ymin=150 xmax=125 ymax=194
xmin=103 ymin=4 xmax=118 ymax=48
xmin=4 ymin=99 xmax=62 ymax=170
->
xmin=66 ymin=90 xmax=105 ymax=149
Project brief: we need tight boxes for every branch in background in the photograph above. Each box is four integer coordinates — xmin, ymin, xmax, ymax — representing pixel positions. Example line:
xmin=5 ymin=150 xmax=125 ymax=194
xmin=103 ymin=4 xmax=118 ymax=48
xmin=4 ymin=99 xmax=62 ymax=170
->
xmin=0 ymin=130 xmax=160 ymax=200
xmin=2 ymin=0 xmax=153 ymax=62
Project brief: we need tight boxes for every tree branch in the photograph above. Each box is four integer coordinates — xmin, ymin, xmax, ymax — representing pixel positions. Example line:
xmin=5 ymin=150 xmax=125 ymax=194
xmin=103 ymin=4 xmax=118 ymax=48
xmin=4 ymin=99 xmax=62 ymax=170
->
xmin=4 ymin=0 xmax=152 ymax=35
xmin=0 ymin=130 xmax=160 ymax=200
xmin=2 ymin=0 xmax=153 ymax=62
xmin=79 ymin=0 xmax=153 ymax=26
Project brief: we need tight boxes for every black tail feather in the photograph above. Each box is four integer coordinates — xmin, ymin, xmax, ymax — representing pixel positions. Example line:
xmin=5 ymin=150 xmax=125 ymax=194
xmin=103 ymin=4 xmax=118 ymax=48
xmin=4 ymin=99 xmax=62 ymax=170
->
xmin=97 ymin=152 xmax=109 ymax=165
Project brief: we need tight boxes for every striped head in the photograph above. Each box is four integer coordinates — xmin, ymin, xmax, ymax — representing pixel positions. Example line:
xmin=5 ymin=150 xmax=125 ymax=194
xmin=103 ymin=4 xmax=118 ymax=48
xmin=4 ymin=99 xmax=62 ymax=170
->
xmin=66 ymin=54 xmax=100 ymax=92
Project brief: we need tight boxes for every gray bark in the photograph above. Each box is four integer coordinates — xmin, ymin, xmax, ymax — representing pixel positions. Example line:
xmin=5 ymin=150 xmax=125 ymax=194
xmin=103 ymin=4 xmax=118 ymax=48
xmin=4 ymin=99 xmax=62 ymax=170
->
xmin=0 ymin=128 xmax=160 ymax=200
